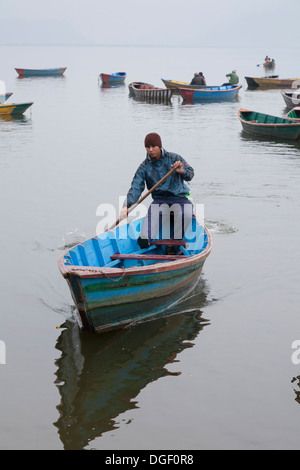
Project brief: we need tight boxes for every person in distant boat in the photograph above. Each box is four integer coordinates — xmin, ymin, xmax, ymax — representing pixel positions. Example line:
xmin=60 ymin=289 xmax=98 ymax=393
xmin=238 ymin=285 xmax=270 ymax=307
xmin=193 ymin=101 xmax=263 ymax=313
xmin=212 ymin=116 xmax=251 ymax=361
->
xmin=223 ymin=69 xmax=239 ymax=86
xmin=190 ymin=72 xmax=206 ymax=85
xmin=120 ymin=133 xmax=194 ymax=254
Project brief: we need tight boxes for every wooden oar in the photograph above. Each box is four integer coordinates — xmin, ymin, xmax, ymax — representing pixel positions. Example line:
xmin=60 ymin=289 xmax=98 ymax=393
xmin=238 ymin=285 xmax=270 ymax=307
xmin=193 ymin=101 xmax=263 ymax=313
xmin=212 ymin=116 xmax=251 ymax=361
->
xmin=106 ymin=166 xmax=177 ymax=232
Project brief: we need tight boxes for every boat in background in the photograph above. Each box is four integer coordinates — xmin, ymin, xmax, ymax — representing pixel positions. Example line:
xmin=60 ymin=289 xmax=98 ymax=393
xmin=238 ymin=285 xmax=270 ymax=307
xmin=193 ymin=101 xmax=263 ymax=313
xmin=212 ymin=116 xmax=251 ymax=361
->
xmin=99 ymin=72 xmax=126 ymax=85
xmin=245 ymin=75 xmax=300 ymax=89
xmin=0 ymin=102 xmax=33 ymax=116
xmin=128 ymin=82 xmax=173 ymax=103
xmin=161 ymin=78 xmax=211 ymax=94
xmin=58 ymin=216 xmax=212 ymax=333
xmin=15 ymin=67 xmax=67 ymax=77
xmin=285 ymin=106 xmax=300 ymax=120
xmin=281 ymin=90 xmax=300 ymax=108
xmin=178 ymin=85 xmax=242 ymax=102
xmin=238 ymin=108 xmax=300 ymax=140
xmin=0 ymin=92 xmax=13 ymax=103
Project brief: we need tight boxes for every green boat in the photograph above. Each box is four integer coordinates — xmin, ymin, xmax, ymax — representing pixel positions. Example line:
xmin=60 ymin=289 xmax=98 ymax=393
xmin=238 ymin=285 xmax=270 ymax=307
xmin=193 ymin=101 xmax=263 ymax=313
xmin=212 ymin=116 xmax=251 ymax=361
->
xmin=285 ymin=106 xmax=300 ymax=120
xmin=238 ymin=108 xmax=300 ymax=140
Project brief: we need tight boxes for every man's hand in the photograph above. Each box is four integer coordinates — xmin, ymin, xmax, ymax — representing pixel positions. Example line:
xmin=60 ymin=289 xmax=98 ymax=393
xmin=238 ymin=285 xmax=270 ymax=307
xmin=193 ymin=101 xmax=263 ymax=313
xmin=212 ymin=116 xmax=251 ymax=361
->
xmin=120 ymin=206 xmax=128 ymax=220
xmin=171 ymin=161 xmax=184 ymax=174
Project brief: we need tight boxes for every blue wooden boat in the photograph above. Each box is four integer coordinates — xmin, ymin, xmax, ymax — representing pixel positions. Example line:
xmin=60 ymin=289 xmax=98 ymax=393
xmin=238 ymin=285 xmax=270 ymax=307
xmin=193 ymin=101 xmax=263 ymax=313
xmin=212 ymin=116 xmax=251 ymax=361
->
xmin=99 ymin=72 xmax=126 ymax=84
xmin=58 ymin=217 xmax=212 ymax=333
xmin=178 ymin=85 xmax=242 ymax=102
xmin=0 ymin=92 xmax=13 ymax=104
xmin=15 ymin=67 xmax=67 ymax=77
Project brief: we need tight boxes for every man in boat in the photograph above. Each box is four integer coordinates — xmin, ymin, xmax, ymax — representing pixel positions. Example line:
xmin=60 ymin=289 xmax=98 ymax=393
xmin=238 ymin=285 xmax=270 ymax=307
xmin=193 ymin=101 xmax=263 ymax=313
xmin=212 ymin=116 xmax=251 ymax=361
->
xmin=223 ymin=69 xmax=239 ymax=86
xmin=120 ymin=133 xmax=194 ymax=253
xmin=190 ymin=72 xmax=206 ymax=86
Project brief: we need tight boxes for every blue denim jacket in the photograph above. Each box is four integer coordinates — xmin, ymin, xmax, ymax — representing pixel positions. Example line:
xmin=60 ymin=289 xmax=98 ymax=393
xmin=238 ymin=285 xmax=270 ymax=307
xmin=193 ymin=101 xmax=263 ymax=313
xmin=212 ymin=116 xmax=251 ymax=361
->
xmin=124 ymin=148 xmax=194 ymax=208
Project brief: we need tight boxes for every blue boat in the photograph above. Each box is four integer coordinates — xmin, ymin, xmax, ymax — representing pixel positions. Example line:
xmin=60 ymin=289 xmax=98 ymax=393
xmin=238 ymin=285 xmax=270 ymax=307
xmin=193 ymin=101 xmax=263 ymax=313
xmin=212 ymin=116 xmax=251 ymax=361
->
xmin=178 ymin=84 xmax=242 ymax=102
xmin=58 ymin=217 xmax=212 ymax=333
xmin=0 ymin=92 xmax=13 ymax=104
xmin=99 ymin=72 xmax=126 ymax=85
xmin=15 ymin=67 xmax=67 ymax=77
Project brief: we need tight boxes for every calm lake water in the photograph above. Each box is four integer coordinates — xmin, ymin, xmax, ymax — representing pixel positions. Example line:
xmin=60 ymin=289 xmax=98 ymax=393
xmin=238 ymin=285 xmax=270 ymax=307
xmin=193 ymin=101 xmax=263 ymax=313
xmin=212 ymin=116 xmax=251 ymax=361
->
xmin=1 ymin=45 xmax=300 ymax=450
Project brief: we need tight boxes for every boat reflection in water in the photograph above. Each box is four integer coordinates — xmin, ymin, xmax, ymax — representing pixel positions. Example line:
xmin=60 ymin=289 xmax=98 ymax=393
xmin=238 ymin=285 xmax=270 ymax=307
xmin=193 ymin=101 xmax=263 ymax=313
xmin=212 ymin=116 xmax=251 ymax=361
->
xmin=54 ymin=278 xmax=211 ymax=450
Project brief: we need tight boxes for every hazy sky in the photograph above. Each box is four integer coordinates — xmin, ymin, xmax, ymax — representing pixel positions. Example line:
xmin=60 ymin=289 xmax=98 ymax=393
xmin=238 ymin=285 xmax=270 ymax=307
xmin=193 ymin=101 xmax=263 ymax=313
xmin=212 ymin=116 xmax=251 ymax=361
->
xmin=1 ymin=0 xmax=299 ymax=47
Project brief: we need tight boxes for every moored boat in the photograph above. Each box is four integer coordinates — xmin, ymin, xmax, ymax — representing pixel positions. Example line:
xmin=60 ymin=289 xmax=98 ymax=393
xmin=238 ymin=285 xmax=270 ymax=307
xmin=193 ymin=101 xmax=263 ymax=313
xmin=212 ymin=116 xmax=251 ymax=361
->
xmin=58 ymin=216 xmax=212 ymax=333
xmin=161 ymin=78 xmax=212 ymax=94
xmin=281 ymin=90 xmax=300 ymax=108
xmin=245 ymin=75 xmax=300 ymax=89
xmin=99 ymin=72 xmax=126 ymax=84
xmin=0 ymin=102 xmax=33 ymax=115
xmin=0 ymin=92 xmax=13 ymax=104
xmin=178 ymin=84 xmax=242 ymax=102
xmin=15 ymin=67 xmax=67 ymax=77
xmin=128 ymin=82 xmax=173 ymax=103
xmin=285 ymin=106 xmax=300 ymax=120
xmin=238 ymin=108 xmax=300 ymax=140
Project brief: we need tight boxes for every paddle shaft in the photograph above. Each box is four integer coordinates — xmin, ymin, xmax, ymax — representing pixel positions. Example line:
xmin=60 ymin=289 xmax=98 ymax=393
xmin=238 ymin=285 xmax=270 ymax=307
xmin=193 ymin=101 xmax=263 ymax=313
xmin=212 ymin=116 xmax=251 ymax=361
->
xmin=106 ymin=166 xmax=177 ymax=232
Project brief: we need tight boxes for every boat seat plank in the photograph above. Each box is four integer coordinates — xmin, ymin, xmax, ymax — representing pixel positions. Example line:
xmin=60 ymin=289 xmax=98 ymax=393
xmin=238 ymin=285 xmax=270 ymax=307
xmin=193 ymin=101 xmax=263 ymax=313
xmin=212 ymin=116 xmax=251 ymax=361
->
xmin=111 ymin=253 xmax=187 ymax=261
xmin=150 ymin=239 xmax=187 ymax=247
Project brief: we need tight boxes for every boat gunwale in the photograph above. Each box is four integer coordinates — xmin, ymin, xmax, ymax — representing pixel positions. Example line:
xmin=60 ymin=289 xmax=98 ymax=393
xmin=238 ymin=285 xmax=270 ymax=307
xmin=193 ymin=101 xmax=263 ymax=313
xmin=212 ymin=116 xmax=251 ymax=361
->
xmin=161 ymin=78 xmax=215 ymax=89
xmin=0 ymin=102 xmax=34 ymax=109
xmin=129 ymin=82 xmax=171 ymax=93
xmin=58 ymin=226 xmax=212 ymax=279
xmin=178 ymin=84 xmax=242 ymax=95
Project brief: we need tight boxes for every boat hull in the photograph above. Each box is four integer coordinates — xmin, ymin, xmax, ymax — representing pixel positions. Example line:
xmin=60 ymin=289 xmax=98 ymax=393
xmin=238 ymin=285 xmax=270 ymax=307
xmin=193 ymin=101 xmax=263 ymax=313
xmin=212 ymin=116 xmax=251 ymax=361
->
xmin=161 ymin=78 xmax=212 ymax=94
xmin=66 ymin=260 xmax=206 ymax=333
xmin=0 ymin=93 xmax=13 ymax=104
xmin=178 ymin=85 xmax=242 ymax=101
xmin=128 ymin=82 xmax=173 ymax=103
xmin=99 ymin=72 xmax=126 ymax=84
xmin=0 ymin=102 xmax=33 ymax=115
xmin=238 ymin=108 xmax=300 ymax=140
xmin=245 ymin=76 xmax=300 ymax=89
xmin=15 ymin=67 xmax=67 ymax=76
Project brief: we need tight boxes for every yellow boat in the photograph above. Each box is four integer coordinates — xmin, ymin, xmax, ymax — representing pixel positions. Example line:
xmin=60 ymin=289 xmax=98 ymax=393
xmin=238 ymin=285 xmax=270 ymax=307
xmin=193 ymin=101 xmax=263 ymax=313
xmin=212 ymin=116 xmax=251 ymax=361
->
xmin=161 ymin=78 xmax=212 ymax=94
xmin=0 ymin=102 xmax=33 ymax=115
xmin=245 ymin=76 xmax=300 ymax=89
